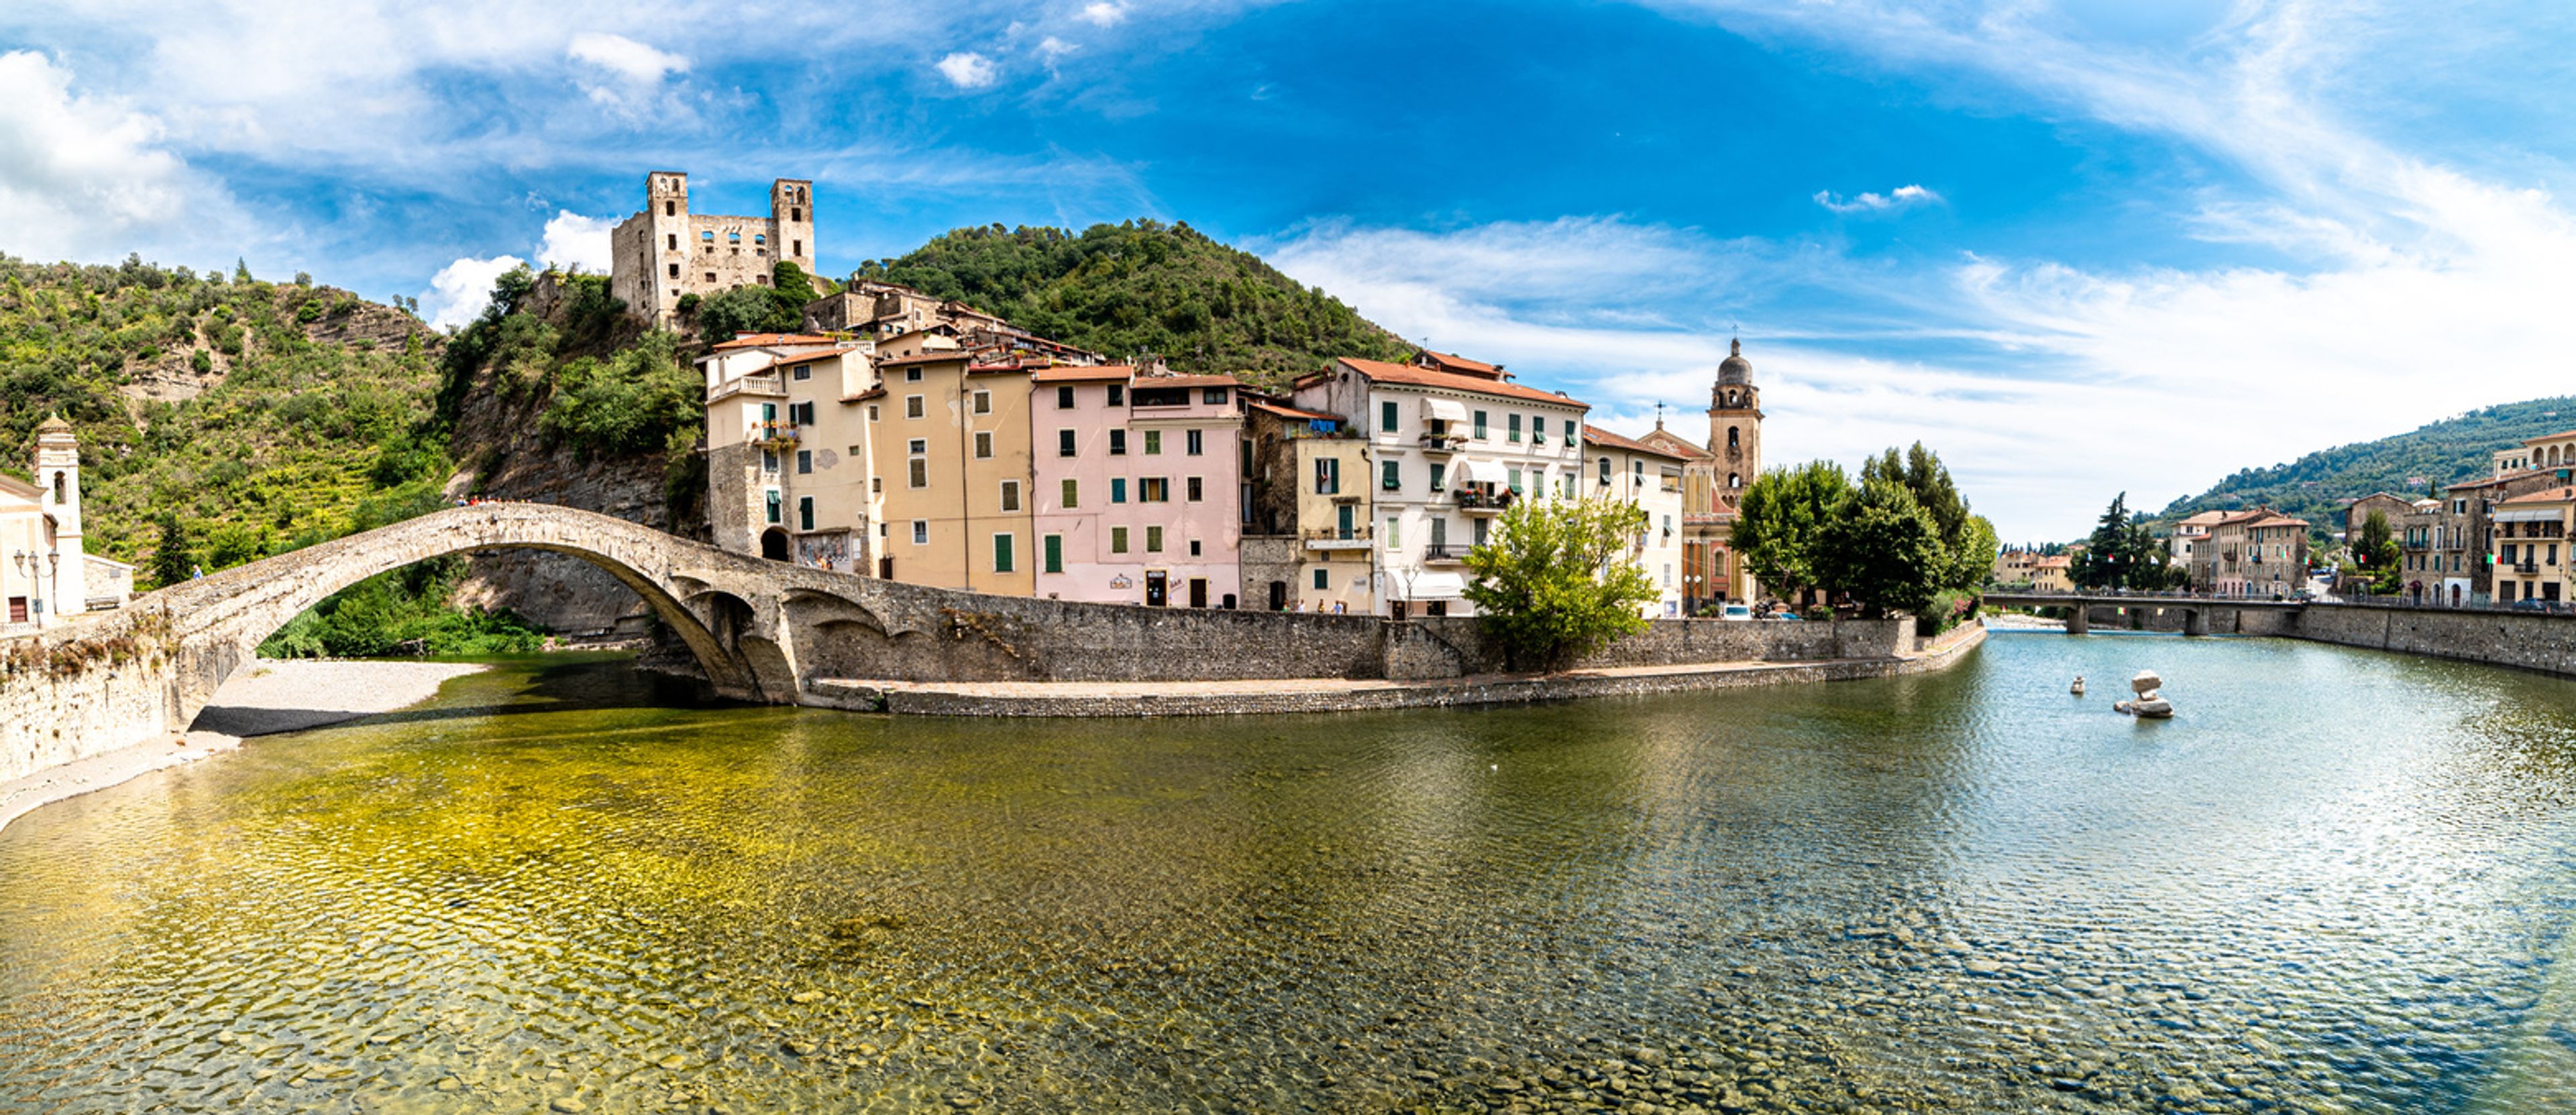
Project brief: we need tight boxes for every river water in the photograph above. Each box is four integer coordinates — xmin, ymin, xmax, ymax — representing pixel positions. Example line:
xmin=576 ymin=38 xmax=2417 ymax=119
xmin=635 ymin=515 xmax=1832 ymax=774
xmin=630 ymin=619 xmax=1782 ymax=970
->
xmin=3 ymin=634 xmax=2576 ymax=1113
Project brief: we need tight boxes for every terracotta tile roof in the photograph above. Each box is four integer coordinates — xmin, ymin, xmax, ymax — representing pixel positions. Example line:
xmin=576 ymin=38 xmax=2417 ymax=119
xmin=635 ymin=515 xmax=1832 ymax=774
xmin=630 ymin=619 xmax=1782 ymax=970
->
xmin=712 ymin=333 xmax=842 ymax=350
xmin=1582 ymin=425 xmax=1693 ymax=460
xmin=2499 ymin=486 xmax=2576 ymax=506
xmin=2175 ymin=511 xmax=2231 ymax=526
xmin=1248 ymin=401 xmax=1342 ymax=422
xmin=1031 ymin=364 xmax=1134 ymax=383
xmin=2035 ymin=555 xmax=2072 ymax=569
xmin=1416 ymin=350 xmax=1502 ymax=378
xmin=2521 ymin=429 xmax=2576 ymax=445
xmin=1336 ymin=358 xmax=1589 ymax=410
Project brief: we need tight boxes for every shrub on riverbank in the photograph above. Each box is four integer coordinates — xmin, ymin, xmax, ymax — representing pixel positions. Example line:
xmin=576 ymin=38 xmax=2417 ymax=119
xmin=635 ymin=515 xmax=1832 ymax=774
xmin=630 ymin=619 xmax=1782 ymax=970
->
xmin=259 ymin=560 xmax=545 ymax=658
xmin=1462 ymin=497 xmax=1658 ymax=670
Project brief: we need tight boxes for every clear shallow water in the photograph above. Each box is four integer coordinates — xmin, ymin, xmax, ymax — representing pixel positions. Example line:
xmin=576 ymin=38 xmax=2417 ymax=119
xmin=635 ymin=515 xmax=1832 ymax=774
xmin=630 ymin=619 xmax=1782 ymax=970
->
xmin=3 ymin=635 xmax=2576 ymax=1113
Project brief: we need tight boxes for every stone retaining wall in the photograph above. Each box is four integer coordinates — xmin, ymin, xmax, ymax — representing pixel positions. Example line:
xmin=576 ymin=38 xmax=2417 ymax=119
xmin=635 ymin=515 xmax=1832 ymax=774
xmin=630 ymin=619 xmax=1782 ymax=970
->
xmin=822 ymin=625 xmax=1986 ymax=717
xmin=2290 ymin=604 xmax=2576 ymax=676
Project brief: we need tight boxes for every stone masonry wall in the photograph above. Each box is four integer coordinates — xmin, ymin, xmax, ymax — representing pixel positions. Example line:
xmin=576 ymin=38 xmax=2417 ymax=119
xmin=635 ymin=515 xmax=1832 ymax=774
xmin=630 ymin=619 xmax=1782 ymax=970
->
xmin=2289 ymin=604 xmax=2576 ymax=675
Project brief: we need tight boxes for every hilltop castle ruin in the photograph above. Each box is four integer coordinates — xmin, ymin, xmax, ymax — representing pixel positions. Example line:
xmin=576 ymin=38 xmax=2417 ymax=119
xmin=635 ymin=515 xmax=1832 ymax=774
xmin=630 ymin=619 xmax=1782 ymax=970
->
xmin=610 ymin=172 xmax=815 ymax=324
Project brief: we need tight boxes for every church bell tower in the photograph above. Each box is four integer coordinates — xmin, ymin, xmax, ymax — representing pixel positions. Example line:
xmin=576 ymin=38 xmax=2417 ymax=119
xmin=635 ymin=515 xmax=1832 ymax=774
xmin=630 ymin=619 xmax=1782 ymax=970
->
xmin=1708 ymin=338 xmax=1762 ymax=507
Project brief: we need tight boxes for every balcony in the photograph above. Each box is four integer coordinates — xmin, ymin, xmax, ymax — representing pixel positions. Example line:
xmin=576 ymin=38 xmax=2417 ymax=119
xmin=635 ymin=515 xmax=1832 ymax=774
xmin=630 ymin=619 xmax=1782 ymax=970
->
xmin=1303 ymin=525 xmax=1373 ymax=551
xmin=1455 ymin=486 xmax=1516 ymax=515
xmin=1423 ymin=543 xmax=1470 ymax=564
xmin=753 ymin=420 xmax=800 ymax=446
xmin=1418 ymin=431 xmax=1466 ymax=454
xmin=708 ymin=373 xmax=786 ymax=403
xmin=2516 ymin=561 xmax=2541 ymax=574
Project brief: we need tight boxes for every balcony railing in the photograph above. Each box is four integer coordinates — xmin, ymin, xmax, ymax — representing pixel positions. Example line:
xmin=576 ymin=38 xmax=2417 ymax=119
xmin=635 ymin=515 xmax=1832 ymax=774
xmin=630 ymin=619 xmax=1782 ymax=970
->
xmin=1303 ymin=525 xmax=1373 ymax=550
xmin=708 ymin=373 xmax=786 ymax=403
xmin=2516 ymin=560 xmax=2542 ymax=574
xmin=1418 ymin=431 xmax=1466 ymax=452
xmin=1424 ymin=543 xmax=1470 ymax=563
xmin=1454 ymin=488 xmax=1516 ymax=513
xmin=753 ymin=420 xmax=800 ymax=445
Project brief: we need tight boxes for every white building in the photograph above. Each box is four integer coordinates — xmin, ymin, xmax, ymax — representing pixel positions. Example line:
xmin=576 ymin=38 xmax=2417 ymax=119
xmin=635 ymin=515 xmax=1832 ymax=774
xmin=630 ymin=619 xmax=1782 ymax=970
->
xmin=1 ymin=415 xmax=129 ymax=631
xmin=1291 ymin=354 xmax=1589 ymax=617
xmin=1584 ymin=426 xmax=1692 ymax=617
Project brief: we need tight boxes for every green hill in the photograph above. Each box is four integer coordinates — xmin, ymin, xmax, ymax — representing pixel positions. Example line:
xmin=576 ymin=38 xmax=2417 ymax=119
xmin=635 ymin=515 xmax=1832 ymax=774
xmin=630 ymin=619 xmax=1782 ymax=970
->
xmin=0 ymin=255 xmax=448 ymax=573
xmin=2156 ymin=396 xmax=2576 ymax=529
xmin=850 ymin=219 xmax=1411 ymax=386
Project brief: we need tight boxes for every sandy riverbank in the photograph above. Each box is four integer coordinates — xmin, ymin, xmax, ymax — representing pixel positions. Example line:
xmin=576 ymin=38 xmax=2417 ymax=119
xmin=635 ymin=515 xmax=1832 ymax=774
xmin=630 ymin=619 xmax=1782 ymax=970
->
xmin=1982 ymin=612 xmax=2068 ymax=631
xmin=0 ymin=659 xmax=487 ymax=835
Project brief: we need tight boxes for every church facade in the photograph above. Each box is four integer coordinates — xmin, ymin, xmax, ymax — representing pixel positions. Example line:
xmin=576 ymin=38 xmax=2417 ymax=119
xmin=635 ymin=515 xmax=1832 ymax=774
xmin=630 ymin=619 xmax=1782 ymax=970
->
xmin=1636 ymin=339 xmax=1764 ymax=610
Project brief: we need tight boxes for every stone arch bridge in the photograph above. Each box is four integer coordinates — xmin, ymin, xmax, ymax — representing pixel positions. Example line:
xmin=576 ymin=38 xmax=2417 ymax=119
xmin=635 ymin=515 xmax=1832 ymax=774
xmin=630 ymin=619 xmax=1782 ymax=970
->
xmin=0 ymin=503 xmax=1486 ymax=784
xmin=1980 ymin=591 xmax=2304 ymax=635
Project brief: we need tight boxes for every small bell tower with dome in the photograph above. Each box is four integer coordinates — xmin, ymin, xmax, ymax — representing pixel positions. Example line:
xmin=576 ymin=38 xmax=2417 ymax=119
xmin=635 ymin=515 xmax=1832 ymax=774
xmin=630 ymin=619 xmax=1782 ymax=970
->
xmin=1707 ymin=337 xmax=1762 ymax=508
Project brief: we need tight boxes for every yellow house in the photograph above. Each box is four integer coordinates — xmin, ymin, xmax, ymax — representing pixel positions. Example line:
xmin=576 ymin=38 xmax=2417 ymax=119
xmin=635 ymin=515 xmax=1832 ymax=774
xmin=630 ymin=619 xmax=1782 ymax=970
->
xmin=2491 ymin=485 xmax=2573 ymax=608
xmin=1293 ymin=435 xmax=1375 ymax=615
xmin=867 ymin=352 xmax=1036 ymax=593
xmin=2031 ymin=554 xmax=2074 ymax=593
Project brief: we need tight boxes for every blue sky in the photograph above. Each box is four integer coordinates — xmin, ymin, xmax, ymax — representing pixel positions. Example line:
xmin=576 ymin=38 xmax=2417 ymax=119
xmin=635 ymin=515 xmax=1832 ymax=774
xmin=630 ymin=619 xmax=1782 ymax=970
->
xmin=6 ymin=1 xmax=2575 ymax=540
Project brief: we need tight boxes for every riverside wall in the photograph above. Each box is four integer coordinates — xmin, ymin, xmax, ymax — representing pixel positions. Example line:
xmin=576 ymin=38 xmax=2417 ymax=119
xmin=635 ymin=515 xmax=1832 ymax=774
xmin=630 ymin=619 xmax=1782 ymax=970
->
xmin=2288 ymin=604 xmax=2576 ymax=676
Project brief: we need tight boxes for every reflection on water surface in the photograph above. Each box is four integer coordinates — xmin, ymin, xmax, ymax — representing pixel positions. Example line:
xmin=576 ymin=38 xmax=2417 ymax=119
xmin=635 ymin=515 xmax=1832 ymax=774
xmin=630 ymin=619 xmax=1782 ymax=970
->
xmin=4 ymin=635 xmax=2576 ymax=1112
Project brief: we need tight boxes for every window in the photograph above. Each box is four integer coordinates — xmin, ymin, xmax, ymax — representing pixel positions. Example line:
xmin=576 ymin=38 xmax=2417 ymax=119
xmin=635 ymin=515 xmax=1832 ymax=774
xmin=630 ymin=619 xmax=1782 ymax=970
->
xmin=1000 ymin=480 xmax=1021 ymax=512
xmin=1061 ymin=478 xmax=1079 ymax=508
xmin=1386 ymin=517 xmax=1401 ymax=549
xmin=1141 ymin=478 xmax=1171 ymax=502
xmin=1186 ymin=429 xmax=1203 ymax=456
xmin=792 ymin=240 xmax=802 ymax=257
xmin=1059 ymin=429 xmax=1077 ymax=456
xmin=1633 ymin=460 xmax=1644 ymax=487
xmin=871 ymin=477 xmax=881 ymax=494
xmin=666 ymin=201 xmax=677 ymax=216
xmin=1474 ymin=410 xmax=1489 ymax=438
xmin=1057 ymin=385 xmax=1075 ymax=409
xmin=1563 ymin=419 xmax=1576 ymax=443
xmin=1044 ymin=535 xmax=1064 ymax=574
xmin=729 ymin=231 xmax=741 ymax=243
xmin=1107 ymin=384 xmax=1125 ymax=407
xmin=796 ymin=401 xmax=817 ymax=424
xmin=763 ymin=402 xmax=777 ymax=422
xmin=1146 ymin=525 xmax=1165 ymax=552
xmin=1144 ymin=430 xmax=1163 ymax=455
xmin=974 ymin=431 xmax=994 ymax=459
xmin=667 ymin=263 xmax=678 ymax=278
xmin=1599 ymin=456 xmax=1612 ymax=484
xmin=1314 ymin=458 xmax=1340 ymax=494
xmin=1111 ymin=527 xmax=1130 ymax=553
xmin=702 ymin=230 xmax=714 ymax=242
xmin=993 ymin=534 xmax=1014 ymax=574
xmin=1532 ymin=416 xmax=1546 ymax=445
xmin=1110 ymin=430 xmax=1128 ymax=456
xmin=1430 ymin=517 xmax=1447 ymax=549
xmin=1381 ymin=401 xmax=1399 ymax=432
xmin=1430 ymin=462 xmax=1446 ymax=490
xmin=906 ymin=368 xmax=922 ymax=382
xmin=912 ymin=521 xmax=928 ymax=545
xmin=1508 ymin=468 xmax=1523 ymax=494
xmin=908 ymin=437 xmax=928 ymax=454
xmin=908 ymin=460 xmax=928 ymax=488
xmin=1313 ymin=568 xmax=1330 ymax=590
xmin=1382 ymin=460 xmax=1401 ymax=490
xmin=1727 ymin=426 xmax=1740 ymax=449
xmin=762 ymin=449 xmax=778 ymax=473
xmin=973 ymin=390 xmax=991 ymax=415
xmin=798 ymin=496 xmax=814 ymax=531
xmin=765 ymin=490 xmax=782 ymax=523
xmin=1508 ymin=414 xmax=1522 ymax=443
xmin=1111 ymin=478 xmax=1129 ymax=503
xmin=1187 ymin=476 xmax=1204 ymax=501
xmin=906 ymin=395 xmax=925 ymax=419
xmin=796 ymin=449 xmax=812 ymax=474
xmin=868 ymin=405 xmax=880 ymax=421
xmin=1204 ymin=386 xmax=1228 ymax=404
xmin=1729 ymin=473 xmax=1742 ymax=489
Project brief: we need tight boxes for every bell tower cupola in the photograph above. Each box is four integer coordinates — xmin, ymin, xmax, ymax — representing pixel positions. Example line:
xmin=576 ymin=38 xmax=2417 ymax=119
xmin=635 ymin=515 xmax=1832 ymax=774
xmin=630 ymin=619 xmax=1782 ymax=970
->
xmin=1707 ymin=338 xmax=1762 ymax=504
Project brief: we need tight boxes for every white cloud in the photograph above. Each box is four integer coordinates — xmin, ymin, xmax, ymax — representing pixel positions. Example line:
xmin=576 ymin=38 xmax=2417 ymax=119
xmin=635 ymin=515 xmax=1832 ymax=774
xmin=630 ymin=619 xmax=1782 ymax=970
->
xmin=566 ymin=32 xmax=690 ymax=85
xmin=1038 ymin=36 xmax=1081 ymax=64
xmin=0 ymin=50 xmax=253 ymax=263
xmin=1081 ymin=3 xmax=1128 ymax=28
xmin=936 ymin=52 xmax=1000 ymax=89
xmin=1812 ymin=183 xmax=1943 ymax=214
xmin=537 ymin=211 xmax=617 ymax=274
xmin=425 ymin=254 xmax=525 ymax=329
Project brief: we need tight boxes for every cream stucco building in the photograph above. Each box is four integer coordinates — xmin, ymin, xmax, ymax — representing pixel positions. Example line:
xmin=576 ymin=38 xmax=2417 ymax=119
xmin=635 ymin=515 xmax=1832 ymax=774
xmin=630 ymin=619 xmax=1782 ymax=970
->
xmin=1 ymin=417 xmax=129 ymax=631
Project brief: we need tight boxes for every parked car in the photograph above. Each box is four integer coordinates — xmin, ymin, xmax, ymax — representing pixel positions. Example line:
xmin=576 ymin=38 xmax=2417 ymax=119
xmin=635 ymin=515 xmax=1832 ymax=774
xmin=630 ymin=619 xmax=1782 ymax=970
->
xmin=2509 ymin=598 xmax=2570 ymax=613
xmin=1719 ymin=603 xmax=1754 ymax=621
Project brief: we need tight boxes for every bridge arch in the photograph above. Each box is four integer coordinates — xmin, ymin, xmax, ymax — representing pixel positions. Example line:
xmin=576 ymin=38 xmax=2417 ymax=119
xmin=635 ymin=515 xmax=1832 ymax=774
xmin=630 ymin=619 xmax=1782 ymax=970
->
xmin=145 ymin=505 xmax=790 ymax=731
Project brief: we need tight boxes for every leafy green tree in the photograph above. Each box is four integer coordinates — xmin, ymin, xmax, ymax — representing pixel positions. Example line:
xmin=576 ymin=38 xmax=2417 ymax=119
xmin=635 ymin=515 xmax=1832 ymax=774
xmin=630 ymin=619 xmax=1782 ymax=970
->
xmin=2074 ymin=493 xmax=2182 ymax=591
xmin=148 ymin=512 xmax=193 ymax=588
xmin=1463 ymin=496 xmax=1658 ymax=670
xmin=1731 ymin=460 xmax=1851 ymax=603
xmin=1815 ymin=476 xmax=1946 ymax=619
xmin=2355 ymin=511 xmax=2401 ymax=594
xmin=694 ymin=284 xmax=794 ymax=343
xmin=1862 ymin=442 xmax=1997 ymax=592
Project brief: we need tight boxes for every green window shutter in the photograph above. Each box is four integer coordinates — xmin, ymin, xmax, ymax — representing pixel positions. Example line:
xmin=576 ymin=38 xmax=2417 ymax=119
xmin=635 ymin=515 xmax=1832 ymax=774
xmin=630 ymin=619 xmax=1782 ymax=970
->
xmin=1044 ymin=535 xmax=1063 ymax=574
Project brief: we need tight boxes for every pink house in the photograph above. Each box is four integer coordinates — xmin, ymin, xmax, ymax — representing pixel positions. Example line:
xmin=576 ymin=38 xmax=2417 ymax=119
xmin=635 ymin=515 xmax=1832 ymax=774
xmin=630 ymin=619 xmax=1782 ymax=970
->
xmin=1031 ymin=367 xmax=1246 ymax=608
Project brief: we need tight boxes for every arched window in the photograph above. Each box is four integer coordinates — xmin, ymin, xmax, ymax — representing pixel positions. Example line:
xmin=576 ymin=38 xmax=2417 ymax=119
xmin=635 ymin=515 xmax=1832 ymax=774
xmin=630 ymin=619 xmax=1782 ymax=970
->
xmin=1597 ymin=456 xmax=1611 ymax=483
xmin=1729 ymin=473 xmax=1741 ymax=489
xmin=1727 ymin=426 xmax=1739 ymax=449
xmin=728 ymin=231 xmax=741 ymax=243
xmin=51 ymin=472 xmax=64 ymax=505
xmin=701 ymin=230 xmax=714 ymax=242
xmin=754 ymin=234 xmax=767 ymax=246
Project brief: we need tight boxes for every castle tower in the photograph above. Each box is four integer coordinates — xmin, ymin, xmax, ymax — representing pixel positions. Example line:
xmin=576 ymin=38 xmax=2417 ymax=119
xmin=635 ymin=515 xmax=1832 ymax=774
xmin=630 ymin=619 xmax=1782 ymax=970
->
xmin=32 ymin=414 xmax=85 ymax=619
xmin=1708 ymin=337 xmax=1762 ymax=504
xmin=771 ymin=179 xmax=815 ymax=276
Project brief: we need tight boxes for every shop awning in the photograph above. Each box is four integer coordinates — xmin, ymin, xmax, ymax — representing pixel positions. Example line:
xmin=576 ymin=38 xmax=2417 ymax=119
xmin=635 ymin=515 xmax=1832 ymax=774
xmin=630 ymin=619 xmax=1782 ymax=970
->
xmin=1407 ymin=572 xmax=1470 ymax=598
xmin=2495 ymin=509 xmax=2563 ymax=523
